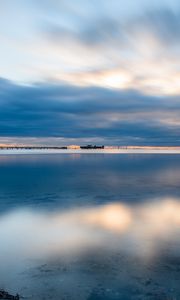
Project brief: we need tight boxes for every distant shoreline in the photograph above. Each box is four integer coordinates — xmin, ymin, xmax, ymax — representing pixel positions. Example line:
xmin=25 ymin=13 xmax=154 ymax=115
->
xmin=1 ymin=147 xmax=180 ymax=154
xmin=0 ymin=146 xmax=180 ymax=150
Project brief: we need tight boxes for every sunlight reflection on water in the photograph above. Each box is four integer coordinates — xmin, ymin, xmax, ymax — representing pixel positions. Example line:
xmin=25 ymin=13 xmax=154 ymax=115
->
xmin=0 ymin=154 xmax=180 ymax=299
xmin=0 ymin=198 xmax=179 ymax=262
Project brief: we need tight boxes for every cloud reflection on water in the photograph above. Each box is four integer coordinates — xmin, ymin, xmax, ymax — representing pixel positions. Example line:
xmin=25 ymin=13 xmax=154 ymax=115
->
xmin=0 ymin=198 xmax=179 ymax=263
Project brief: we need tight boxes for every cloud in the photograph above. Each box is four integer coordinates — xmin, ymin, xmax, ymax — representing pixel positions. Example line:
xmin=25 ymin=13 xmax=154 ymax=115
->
xmin=30 ymin=8 xmax=180 ymax=95
xmin=1 ymin=1 xmax=180 ymax=96
xmin=0 ymin=78 xmax=180 ymax=145
xmin=1 ymin=2 xmax=180 ymax=144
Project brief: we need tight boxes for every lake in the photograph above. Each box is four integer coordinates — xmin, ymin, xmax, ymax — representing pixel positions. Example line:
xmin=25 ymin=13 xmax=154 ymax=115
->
xmin=0 ymin=153 xmax=180 ymax=299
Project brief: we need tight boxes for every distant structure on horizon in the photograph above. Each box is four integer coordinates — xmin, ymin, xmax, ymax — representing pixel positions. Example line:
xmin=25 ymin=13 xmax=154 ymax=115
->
xmin=80 ymin=145 xmax=104 ymax=149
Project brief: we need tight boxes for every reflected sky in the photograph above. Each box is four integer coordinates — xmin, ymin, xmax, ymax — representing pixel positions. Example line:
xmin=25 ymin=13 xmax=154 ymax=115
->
xmin=0 ymin=199 xmax=179 ymax=260
xmin=0 ymin=198 xmax=180 ymax=299
xmin=0 ymin=154 xmax=180 ymax=299
xmin=0 ymin=154 xmax=180 ymax=212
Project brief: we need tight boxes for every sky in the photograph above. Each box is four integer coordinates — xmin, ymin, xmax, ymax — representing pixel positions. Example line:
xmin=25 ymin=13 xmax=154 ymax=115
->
xmin=0 ymin=0 xmax=180 ymax=146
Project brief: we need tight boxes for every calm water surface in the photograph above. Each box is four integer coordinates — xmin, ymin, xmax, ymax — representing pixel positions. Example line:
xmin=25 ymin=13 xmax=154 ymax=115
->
xmin=0 ymin=153 xmax=180 ymax=211
xmin=0 ymin=154 xmax=179 ymax=299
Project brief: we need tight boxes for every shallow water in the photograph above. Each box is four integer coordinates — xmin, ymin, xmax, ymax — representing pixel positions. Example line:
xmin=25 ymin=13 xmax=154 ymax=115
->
xmin=0 ymin=154 xmax=180 ymax=299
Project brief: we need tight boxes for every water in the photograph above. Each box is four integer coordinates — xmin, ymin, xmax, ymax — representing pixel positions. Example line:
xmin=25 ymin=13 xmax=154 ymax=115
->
xmin=1 ymin=153 xmax=180 ymax=211
xmin=0 ymin=153 xmax=180 ymax=299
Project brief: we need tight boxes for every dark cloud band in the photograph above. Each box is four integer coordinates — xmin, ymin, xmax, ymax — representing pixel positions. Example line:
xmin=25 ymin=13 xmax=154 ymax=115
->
xmin=0 ymin=78 xmax=180 ymax=145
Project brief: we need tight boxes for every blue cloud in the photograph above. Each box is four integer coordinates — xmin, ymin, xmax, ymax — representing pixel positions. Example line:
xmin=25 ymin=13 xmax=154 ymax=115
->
xmin=0 ymin=78 xmax=180 ymax=145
